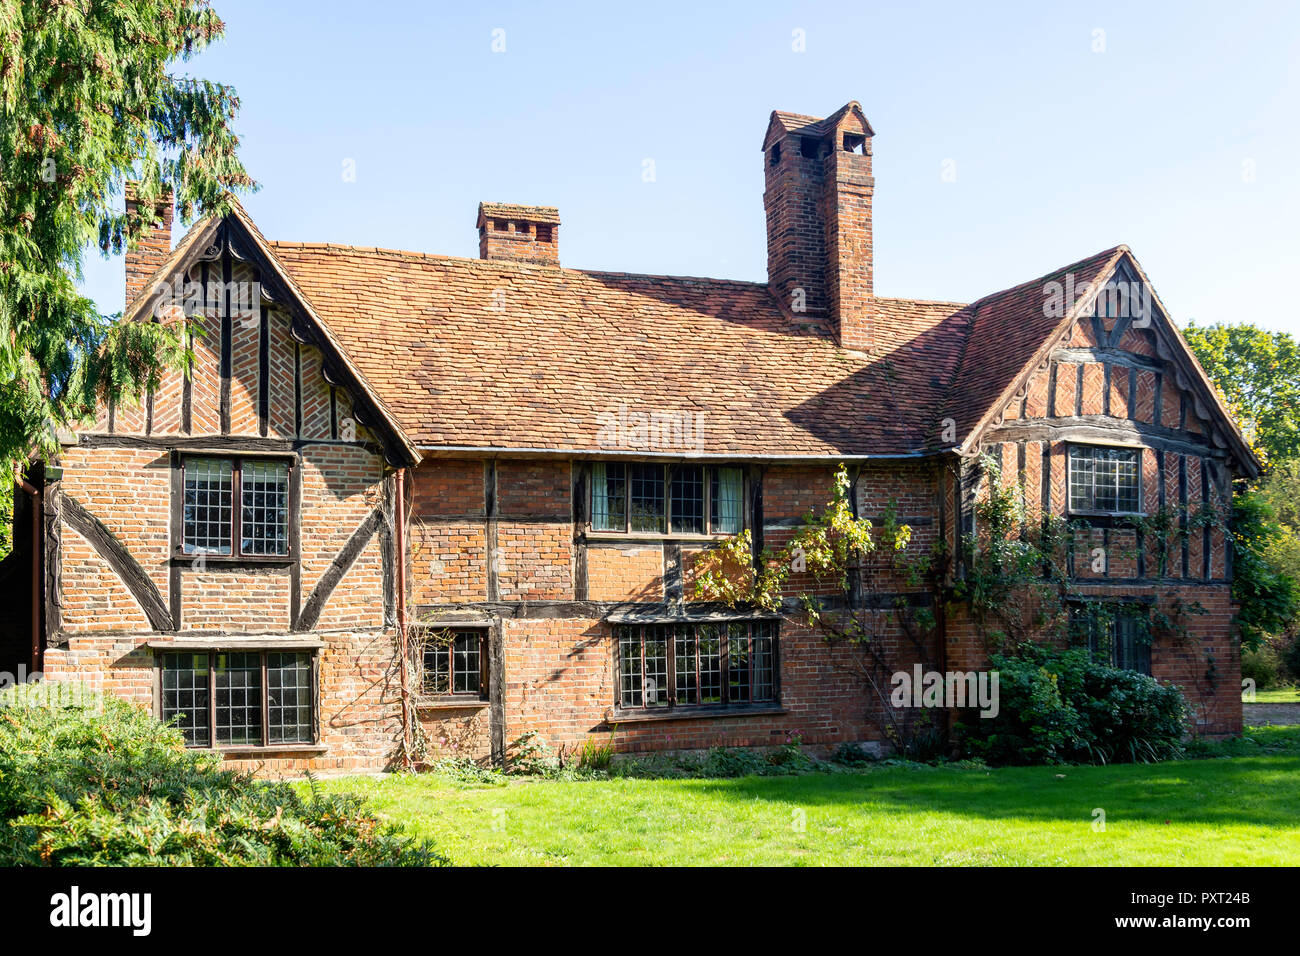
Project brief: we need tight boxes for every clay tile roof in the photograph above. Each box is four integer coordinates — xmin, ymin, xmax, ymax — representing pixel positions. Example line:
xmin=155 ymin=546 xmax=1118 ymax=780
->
xmin=477 ymin=203 xmax=561 ymax=226
xmin=941 ymin=245 xmax=1127 ymax=447
xmin=266 ymin=242 xmax=973 ymax=457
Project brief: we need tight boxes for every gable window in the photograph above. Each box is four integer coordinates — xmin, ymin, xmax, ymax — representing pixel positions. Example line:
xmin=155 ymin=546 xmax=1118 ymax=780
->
xmin=616 ymin=620 xmax=777 ymax=710
xmin=419 ymin=627 xmax=489 ymax=699
xmin=1071 ymin=605 xmax=1152 ymax=676
xmin=591 ymin=463 xmax=744 ymax=536
xmin=1068 ymin=445 xmax=1140 ymax=514
xmin=160 ymin=650 xmax=316 ymax=748
xmin=181 ymin=456 xmax=290 ymax=557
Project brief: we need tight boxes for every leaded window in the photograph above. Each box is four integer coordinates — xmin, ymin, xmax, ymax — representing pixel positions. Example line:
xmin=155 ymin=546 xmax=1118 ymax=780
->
xmin=1071 ymin=605 xmax=1152 ymax=676
xmin=160 ymin=650 xmax=316 ymax=748
xmin=592 ymin=463 xmax=744 ymax=536
xmin=181 ymin=456 xmax=291 ymax=557
xmin=616 ymin=620 xmax=778 ymax=710
xmin=1068 ymin=445 xmax=1140 ymax=514
xmin=420 ymin=628 xmax=488 ymax=698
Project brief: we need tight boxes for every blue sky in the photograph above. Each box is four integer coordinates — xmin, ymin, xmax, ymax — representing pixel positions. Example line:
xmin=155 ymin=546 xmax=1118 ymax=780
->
xmin=81 ymin=0 xmax=1300 ymax=334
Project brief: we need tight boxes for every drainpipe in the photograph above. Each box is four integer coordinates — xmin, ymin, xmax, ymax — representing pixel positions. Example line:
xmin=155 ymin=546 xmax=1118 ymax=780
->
xmin=394 ymin=467 xmax=413 ymax=770
xmin=14 ymin=464 xmax=41 ymax=674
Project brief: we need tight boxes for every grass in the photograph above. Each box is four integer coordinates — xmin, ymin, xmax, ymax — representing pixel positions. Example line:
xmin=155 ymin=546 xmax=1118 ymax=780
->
xmin=313 ymin=726 xmax=1300 ymax=866
xmin=1245 ymin=687 xmax=1300 ymax=703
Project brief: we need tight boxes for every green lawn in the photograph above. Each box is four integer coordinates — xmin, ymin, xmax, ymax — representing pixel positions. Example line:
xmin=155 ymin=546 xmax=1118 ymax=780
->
xmin=1245 ymin=687 xmax=1300 ymax=703
xmin=314 ymin=726 xmax=1300 ymax=866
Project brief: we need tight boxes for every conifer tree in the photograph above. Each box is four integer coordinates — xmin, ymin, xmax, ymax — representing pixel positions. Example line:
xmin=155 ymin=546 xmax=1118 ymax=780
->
xmin=0 ymin=0 xmax=252 ymax=511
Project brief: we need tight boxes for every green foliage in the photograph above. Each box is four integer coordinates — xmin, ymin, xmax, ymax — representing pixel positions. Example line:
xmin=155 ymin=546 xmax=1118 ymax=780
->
xmin=574 ymin=733 xmax=616 ymax=772
xmin=692 ymin=464 xmax=907 ymax=617
xmin=1284 ymin=637 xmax=1300 ymax=686
xmin=1230 ymin=491 xmax=1299 ymax=650
xmin=956 ymin=646 xmax=1188 ymax=766
xmin=1183 ymin=321 xmax=1300 ymax=466
xmin=1240 ymin=640 xmax=1287 ymax=691
xmin=0 ymin=687 xmax=442 ymax=865
xmin=0 ymin=478 xmax=9 ymax=557
xmin=0 ymin=0 xmax=253 ymax=478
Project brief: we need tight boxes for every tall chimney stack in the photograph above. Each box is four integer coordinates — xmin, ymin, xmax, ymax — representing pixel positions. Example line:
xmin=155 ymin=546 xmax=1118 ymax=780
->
xmin=762 ymin=102 xmax=875 ymax=350
xmin=124 ymin=183 xmax=174 ymax=307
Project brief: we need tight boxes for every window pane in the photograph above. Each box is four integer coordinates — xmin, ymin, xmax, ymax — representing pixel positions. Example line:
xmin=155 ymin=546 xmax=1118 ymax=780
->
xmin=183 ymin=458 xmax=232 ymax=555
xmin=1070 ymin=446 xmax=1140 ymax=513
xmin=643 ymin=626 xmax=668 ymax=707
xmin=674 ymin=624 xmax=697 ymax=705
xmin=215 ymin=652 xmax=263 ymax=746
xmin=619 ymin=628 xmax=642 ymax=707
xmin=670 ymin=465 xmax=705 ymax=534
xmin=710 ymin=467 xmax=743 ymax=534
xmin=267 ymin=652 xmax=313 ymax=744
xmin=161 ymin=653 xmax=210 ymax=747
xmin=422 ymin=630 xmax=451 ymax=695
xmin=241 ymin=461 xmax=289 ymax=555
xmin=628 ymin=464 xmax=665 ymax=533
xmin=727 ymin=622 xmax=751 ymax=703
xmin=591 ymin=462 xmax=626 ymax=531
xmin=618 ymin=621 xmax=776 ymax=710
xmin=1115 ymin=614 xmax=1151 ymax=675
xmin=753 ymin=621 xmax=776 ymax=701
xmin=452 ymin=631 xmax=482 ymax=695
xmin=698 ymin=625 xmax=724 ymax=704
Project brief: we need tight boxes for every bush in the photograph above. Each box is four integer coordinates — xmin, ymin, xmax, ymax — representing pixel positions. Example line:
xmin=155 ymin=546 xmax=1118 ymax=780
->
xmin=1242 ymin=641 xmax=1286 ymax=691
xmin=0 ymin=687 xmax=444 ymax=866
xmin=1283 ymin=637 xmax=1300 ymax=686
xmin=956 ymin=645 xmax=1188 ymax=765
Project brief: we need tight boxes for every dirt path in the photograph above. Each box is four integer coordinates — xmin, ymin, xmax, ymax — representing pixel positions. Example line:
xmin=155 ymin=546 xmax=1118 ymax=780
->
xmin=1243 ymin=702 xmax=1300 ymax=726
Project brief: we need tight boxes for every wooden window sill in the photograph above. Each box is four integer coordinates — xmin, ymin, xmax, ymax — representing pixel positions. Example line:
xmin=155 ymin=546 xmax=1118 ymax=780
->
xmin=584 ymin=531 xmax=739 ymax=544
xmin=416 ymin=697 xmax=490 ymax=711
xmin=171 ymin=553 xmax=294 ymax=567
xmin=607 ymin=704 xmax=786 ymax=725
xmin=194 ymin=744 xmax=327 ymax=756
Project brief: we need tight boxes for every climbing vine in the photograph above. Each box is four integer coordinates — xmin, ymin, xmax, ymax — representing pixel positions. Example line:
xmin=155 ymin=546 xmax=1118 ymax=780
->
xmin=692 ymin=455 xmax=1228 ymax=754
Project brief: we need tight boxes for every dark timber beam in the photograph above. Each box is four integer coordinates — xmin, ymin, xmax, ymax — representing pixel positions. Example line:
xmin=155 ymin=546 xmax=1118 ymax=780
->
xmin=293 ymin=508 xmax=383 ymax=632
xmin=61 ymin=495 xmax=173 ymax=633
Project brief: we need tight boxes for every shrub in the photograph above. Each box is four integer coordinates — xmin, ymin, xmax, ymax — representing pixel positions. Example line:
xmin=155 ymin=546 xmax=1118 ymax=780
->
xmin=830 ymin=742 xmax=877 ymax=766
xmin=1242 ymin=640 xmax=1286 ymax=691
xmin=1283 ymin=637 xmax=1300 ymax=686
xmin=0 ymin=687 xmax=444 ymax=866
xmin=956 ymin=645 xmax=1187 ymax=765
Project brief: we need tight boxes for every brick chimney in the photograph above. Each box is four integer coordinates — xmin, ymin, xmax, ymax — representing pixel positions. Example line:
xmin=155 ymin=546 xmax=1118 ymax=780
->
xmin=762 ymin=102 xmax=875 ymax=350
xmin=124 ymin=182 xmax=174 ymax=306
xmin=477 ymin=203 xmax=560 ymax=266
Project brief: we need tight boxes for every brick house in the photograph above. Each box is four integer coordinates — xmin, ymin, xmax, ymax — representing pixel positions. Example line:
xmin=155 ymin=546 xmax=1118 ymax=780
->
xmin=2 ymin=101 xmax=1257 ymax=774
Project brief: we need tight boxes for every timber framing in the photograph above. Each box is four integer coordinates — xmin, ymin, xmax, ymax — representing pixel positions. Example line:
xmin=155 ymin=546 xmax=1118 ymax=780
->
xmin=60 ymin=494 xmax=173 ymax=633
xmin=293 ymin=508 xmax=385 ymax=632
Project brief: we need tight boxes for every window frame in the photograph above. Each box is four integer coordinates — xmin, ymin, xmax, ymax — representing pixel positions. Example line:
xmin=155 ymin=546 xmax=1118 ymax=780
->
xmin=614 ymin=620 xmax=780 ymax=713
xmin=175 ymin=453 xmax=296 ymax=563
xmin=1066 ymin=443 xmax=1143 ymax=517
xmin=157 ymin=649 xmax=319 ymax=750
xmin=416 ymin=626 xmax=491 ymax=702
xmin=1070 ymin=604 xmax=1153 ymax=676
xmin=588 ymin=462 xmax=746 ymax=538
